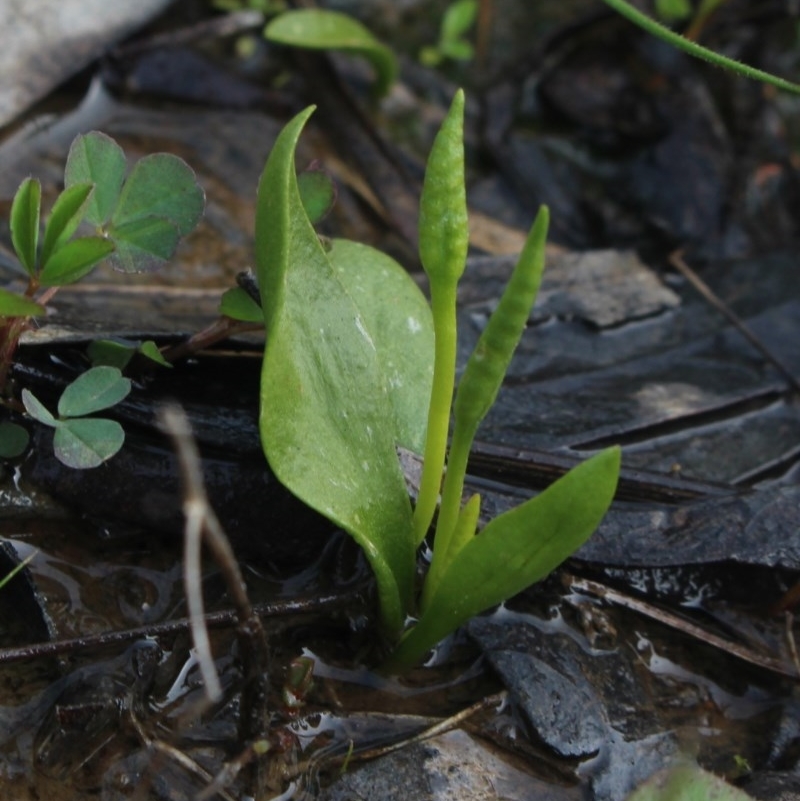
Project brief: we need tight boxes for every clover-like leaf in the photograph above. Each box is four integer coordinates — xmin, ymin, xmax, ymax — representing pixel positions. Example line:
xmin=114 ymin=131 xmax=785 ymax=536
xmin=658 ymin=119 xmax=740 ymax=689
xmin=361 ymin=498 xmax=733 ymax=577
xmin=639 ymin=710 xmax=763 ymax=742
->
xmin=64 ymin=132 xmax=126 ymax=226
xmin=53 ymin=417 xmax=125 ymax=469
xmin=265 ymin=10 xmax=397 ymax=97
xmin=87 ymin=339 xmax=136 ymax=369
xmin=105 ymin=216 xmax=181 ymax=273
xmin=112 ymin=154 xmax=205 ymax=237
xmin=21 ymin=389 xmax=57 ymax=427
xmin=0 ymin=421 xmax=30 ymax=459
xmin=10 ymin=177 xmax=41 ymax=276
xmin=57 ymin=366 xmax=131 ymax=418
xmin=40 ymin=182 xmax=95 ymax=268
xmin=219 ymin=287 xmax=263 ymax=323
xmin=38 ymin=237 xmax=115 ymax=286
xmin=0 ymin=289 xmax=45 ymax=318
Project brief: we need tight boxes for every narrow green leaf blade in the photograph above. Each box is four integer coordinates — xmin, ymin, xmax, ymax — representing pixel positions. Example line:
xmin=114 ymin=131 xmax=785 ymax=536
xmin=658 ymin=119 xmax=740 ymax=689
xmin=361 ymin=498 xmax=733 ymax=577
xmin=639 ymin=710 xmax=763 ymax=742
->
xmin=219 ymin=287 xmax=264 ymax=323
xmin=265 ymin=9 xmax=398 ymax=97
xmin=0 ymin=421 xmax=30 ymax=458
xmin=454 ymin=206 xmax=549 ymax=431
xmin=64 ymin=132 xmax=126 ymax=226
xmin=58 ymin=366 xmax=131 ymax=418
xmin=256 ymin=107 xmax=414 ymax=635
xmin=38 ymin=237 xmax=115 ymax=286
xmin=0 ymin=288 xmax=45 ymax=317
xmin=10 ymin=177 xmax=41 ymax=276
xmin=40 ymin=182 xmax=94 ymax=267
xmin=390 ymin=447 xmax=621 ymax=669
xmin=328 ymin=239 xmax=433 ymax=454
xmin=53 ymin=418 xmax=124 ymax=469
xmin=105 ymin=216 xmax=180 ymax=273
xmin=21 ymin=389 xmax=57 ymax=428
xmin=112 ymin=153 xmax=205 ymax=236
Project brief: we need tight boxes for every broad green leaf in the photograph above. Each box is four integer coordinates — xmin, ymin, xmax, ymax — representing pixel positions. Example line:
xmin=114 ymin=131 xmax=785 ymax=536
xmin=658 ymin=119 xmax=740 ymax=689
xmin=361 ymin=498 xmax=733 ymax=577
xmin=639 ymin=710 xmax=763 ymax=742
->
xmin=0 ymin=421 xmax=29 ymax=458
xmin=112 ymin=153 xmax=205 ymax=237
xmin=38 ymin=237 xmax=115 ymax=286
xmin=441 ymin=0 xmax=477 ymax=42
xmin=58 ymin=366 xmax=131 ymax=418
xmin=21 ymin=389 xmax=57 ymax=427
xmin=10 ymin=177 xmax=41 ymax=276
xmin=297 ymin=166 xmax=336 ymax=224
xmin=389 ymin=447 xmax=621 ymax=669
xmin=64 ymin=132 xmax=126 ymax=226
xmin=219 ymin=287 xmax=264 ymax=323
xmin=626 ymin=763 xmax=754 ymax=801
xmin=0 ymin=288 xmax=45 ymax=318
xmin=256 ymin=107 xmax=414 ymax=635
xmin=328 ymin=239 xmax=433 ymax=454
xmin=106 ymin=216 xmax=181 ymax=273
xmin=53 ymin=417 xmax=124 ymax=469
xmin=265 ymin=10 xmax=397 ymax=97
xmin=40 ymin=182 xmax=94 ymax=268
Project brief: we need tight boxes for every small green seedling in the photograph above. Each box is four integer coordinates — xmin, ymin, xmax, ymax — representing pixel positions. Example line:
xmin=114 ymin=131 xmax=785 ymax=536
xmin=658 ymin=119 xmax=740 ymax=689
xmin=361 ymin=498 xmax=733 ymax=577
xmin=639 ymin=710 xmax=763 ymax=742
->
xmin=22 ymin=366 xmax=131 ymax=469
xmin=264 ymin=8 xmax=397 ymax=97
xmin=420 ymin=0 xmax=478 ymax=67
xmin=254 ymin=92 xmax=620 ymax=670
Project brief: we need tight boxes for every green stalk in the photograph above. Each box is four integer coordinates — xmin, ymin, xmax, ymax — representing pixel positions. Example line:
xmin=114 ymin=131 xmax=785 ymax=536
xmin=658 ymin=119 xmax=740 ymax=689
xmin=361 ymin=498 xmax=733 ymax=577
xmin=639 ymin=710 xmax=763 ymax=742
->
xmin=413 ymin=280 xmax=459 ymax=545
xmin=602 ymin=0 xmax=800 ymax=94
xmin=412 ymin=89 xmax=469 ymax=546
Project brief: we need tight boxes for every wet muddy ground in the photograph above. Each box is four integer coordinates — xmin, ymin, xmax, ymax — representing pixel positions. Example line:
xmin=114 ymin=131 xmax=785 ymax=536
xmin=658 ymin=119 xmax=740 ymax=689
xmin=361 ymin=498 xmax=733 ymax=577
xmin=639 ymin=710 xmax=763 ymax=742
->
xmin=3 ymin=1 xmax=800 ymax=799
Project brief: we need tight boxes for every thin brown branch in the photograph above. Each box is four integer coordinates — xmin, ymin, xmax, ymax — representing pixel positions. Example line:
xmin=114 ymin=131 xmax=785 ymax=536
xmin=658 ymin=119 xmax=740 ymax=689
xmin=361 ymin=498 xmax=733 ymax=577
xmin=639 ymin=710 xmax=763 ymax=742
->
xmin=566 ymin=574 xmax=799 ymax=679
xmin=669 ymin=250 xmax=800 ymax=394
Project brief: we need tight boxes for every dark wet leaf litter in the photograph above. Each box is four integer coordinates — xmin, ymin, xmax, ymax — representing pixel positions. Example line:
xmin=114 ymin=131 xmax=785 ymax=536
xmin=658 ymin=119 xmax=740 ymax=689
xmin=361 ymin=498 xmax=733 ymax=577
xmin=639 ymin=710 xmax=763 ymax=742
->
xmin=4 ymin=1 xmax=800 ymax=799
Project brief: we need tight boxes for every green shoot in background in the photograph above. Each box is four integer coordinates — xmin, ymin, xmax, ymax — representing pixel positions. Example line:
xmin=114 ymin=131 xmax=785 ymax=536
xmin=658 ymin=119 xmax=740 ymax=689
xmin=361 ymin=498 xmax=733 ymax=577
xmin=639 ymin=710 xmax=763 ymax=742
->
xmin=264 ymin=9 xmax=397 ymax=98
xmin=420 ymin=0 xmax=478 ymax=67
xmin=254 ymin=91 xmax=620 ymax=670
xmin=601 ymin=0 xmax=800 ymax=94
